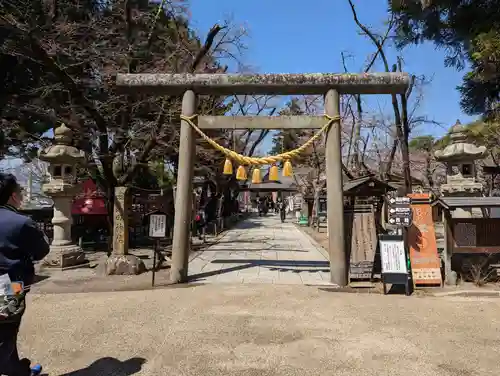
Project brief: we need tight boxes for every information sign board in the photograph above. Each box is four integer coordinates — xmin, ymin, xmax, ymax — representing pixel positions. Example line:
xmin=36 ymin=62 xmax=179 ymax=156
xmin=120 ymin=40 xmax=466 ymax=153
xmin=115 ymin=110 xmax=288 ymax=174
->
xmin=148 ymin=213 xmax=167 ymax=238
xmin=378 ymin=234 xmax=411 ymax=296
xmin=380 ymin=238 xmax=407 ymax=274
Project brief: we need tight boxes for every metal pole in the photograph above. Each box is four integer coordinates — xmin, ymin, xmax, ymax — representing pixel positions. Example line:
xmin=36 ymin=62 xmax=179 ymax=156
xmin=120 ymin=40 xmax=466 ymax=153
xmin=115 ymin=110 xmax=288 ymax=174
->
xmin=170 ymin=90 xmax=197 ymax=283
xmin=152 ymin=240 xmax=157 ymax=287
xmin=324 ymin=89 xmax=347 ymax=287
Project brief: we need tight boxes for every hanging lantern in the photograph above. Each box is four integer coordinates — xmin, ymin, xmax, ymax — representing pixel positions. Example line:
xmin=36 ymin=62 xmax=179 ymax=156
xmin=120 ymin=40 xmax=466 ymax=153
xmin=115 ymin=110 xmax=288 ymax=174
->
xmin=269 ymin=164 xmax=279 ymax=181
xmin=236 ymin=165 xmax=247 ymax=181
xmin=283 ymin=159 xmax=293 ymax=177
xmin=223 ymin=158 xmax=233 ymax=175
xmin=251 ymin=167 xmax=262 ymax=184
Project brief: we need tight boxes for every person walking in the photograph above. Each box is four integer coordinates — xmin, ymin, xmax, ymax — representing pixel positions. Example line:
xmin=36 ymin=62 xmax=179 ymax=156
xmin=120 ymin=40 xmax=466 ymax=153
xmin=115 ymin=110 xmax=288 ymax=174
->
xmin=0 ymin=173 xmax=49 ymax=376
xmin=193 ymin=208 xmax=206 ymax=242
xmin=277 ymin=198 xmax=286 ymax=223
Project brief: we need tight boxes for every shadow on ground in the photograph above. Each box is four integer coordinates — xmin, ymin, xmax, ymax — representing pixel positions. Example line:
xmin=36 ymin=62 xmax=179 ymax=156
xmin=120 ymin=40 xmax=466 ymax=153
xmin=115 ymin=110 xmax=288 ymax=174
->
xmin=207 ymin=238 xmax=298 ymax=245
xmin=319 ymin=283 xmax=409 ymax=295
xmin=54 ymin=356 xmax=146 ymax=376
xmin=199 ymin=247 xmax=309 ymax=253
xmin=189 ymin=259 xmax=330 ymax=281
xmin=32 ymin=274 xmax=50 ymax=285
xmin=233 ymin=218 xmax=266 ymax=230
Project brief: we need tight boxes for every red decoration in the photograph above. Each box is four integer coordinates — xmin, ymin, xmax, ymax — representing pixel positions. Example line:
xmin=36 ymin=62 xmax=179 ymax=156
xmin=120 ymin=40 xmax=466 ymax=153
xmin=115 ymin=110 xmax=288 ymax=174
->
xmin=72 ymin=179 xmax=107 ymax=215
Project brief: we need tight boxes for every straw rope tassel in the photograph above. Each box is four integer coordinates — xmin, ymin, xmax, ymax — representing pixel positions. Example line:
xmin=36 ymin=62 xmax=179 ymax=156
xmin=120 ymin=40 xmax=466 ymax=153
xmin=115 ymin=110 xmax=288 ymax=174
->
xmin=223 ymin=158 xmax=233 ymax=175
xmin=283 ymin=160 xmax=293 ymax=177
xmin=269 ymin=164 xmax=279 ymax=181
xmin=251 ymin=168 xmax=262 ymax=184
xmin=236 ymin=165 xmax=247 ymax=181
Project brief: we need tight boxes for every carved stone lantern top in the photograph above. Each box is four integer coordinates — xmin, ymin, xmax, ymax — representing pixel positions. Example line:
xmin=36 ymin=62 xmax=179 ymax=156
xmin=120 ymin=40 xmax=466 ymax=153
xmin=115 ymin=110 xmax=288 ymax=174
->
xmin=38 ymin=123 xmax=86 ymax=197
xmin=38 ymin=123 xmax=86 ymax=165
xmin=435 ymin=120 xmax=485 ymax=196
xmin=434 ymin=120 xmax=487 ymax=163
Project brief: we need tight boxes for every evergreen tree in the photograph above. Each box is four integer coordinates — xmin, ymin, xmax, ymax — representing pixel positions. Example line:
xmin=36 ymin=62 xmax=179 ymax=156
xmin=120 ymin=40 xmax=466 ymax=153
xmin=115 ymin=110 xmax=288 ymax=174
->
xmin=390 ymin=0 xmax=500 ymax=120
xmin=270 ymin=98 xmax=308 ymax=166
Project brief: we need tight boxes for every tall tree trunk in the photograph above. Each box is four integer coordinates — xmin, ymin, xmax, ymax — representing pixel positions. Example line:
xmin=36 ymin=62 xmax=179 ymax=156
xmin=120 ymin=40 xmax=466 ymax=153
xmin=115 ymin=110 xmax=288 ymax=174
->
xmin=398 ymin=59 xmax=413 ymax=194
xmin=352 ymin=95 xmax=363 ymax=173
xmin=105 ymin=185 xmax=115 ymax=256
xmin=425 ymin=153 xmax=434 ymax=189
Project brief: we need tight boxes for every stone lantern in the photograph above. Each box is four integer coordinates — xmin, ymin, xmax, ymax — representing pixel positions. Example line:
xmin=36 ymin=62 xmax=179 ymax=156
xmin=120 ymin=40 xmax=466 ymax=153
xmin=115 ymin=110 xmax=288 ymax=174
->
xmin=434 ymin=120 xmax=487 ymax=218
xmin=38 ymin=123 xmax=88 ymax=268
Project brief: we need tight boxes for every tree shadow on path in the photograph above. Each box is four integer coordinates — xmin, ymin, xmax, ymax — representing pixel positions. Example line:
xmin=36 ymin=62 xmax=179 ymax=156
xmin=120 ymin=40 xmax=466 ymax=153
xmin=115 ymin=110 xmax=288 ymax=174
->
xmin=55 ymin=357 xmax=145 ymax=376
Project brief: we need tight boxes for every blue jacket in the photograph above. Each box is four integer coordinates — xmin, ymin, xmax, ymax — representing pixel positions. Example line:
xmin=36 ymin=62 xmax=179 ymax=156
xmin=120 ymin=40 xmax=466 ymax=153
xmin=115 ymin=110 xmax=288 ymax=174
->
xmin=0 ymin=205 xmax=50 ymax=287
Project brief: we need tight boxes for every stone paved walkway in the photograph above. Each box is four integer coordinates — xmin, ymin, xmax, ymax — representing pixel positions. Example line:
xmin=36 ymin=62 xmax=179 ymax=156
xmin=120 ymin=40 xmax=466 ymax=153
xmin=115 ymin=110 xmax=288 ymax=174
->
xmin=188 ymin=214 xmax=331 ymax=284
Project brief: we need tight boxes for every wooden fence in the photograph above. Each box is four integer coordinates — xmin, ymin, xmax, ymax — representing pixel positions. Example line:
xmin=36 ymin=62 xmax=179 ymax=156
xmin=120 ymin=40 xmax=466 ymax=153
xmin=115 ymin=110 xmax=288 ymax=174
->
xmin=451 ymin=218 xmax=500 ymax=254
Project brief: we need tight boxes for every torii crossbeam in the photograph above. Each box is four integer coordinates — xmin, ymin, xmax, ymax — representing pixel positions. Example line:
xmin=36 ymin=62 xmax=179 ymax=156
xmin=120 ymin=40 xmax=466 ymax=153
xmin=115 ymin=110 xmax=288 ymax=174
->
xmin=116 ymin=72 xmax=410 ymax=287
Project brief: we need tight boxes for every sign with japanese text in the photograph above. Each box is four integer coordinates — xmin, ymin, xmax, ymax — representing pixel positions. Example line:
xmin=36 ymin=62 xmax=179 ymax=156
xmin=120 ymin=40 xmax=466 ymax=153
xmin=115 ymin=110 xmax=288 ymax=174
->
xmin=407 ymin=193 xmax=442 ymax=286
xmin=380 ymin=239 xmax=407 ymax=274
xmin=387 ymin=194 xmax=413 ymax=227
xmin=148 ymin=213 xmax=167 ymax=238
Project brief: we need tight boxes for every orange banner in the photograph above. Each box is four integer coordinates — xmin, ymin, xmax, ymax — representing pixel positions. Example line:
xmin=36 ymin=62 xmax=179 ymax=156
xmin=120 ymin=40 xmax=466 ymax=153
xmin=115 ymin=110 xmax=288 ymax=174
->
xmin=408 ymin=193 xmax=442 ymax=286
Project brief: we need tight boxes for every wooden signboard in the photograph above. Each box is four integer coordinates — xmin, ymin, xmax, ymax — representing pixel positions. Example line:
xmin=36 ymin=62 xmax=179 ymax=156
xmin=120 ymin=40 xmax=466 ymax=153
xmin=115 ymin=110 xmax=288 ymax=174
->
xmin=345 ymin=204 xmax=377 ymax=281
xmin=407 ymin=193 xmax=442 ymax=286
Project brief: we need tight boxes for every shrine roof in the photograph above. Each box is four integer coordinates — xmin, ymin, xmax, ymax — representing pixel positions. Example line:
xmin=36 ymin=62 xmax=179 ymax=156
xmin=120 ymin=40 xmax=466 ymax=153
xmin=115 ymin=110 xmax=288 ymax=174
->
xmin=431 ymin=196 xmax=500 ymax=209
xmin=343 ymin=175 xmax=396 ymax=194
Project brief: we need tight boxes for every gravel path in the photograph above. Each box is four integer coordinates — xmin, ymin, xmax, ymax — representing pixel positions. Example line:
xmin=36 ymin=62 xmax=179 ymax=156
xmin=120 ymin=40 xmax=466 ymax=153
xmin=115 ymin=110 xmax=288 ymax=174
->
xmin=20 ymin=284 xmax=500 ymax=375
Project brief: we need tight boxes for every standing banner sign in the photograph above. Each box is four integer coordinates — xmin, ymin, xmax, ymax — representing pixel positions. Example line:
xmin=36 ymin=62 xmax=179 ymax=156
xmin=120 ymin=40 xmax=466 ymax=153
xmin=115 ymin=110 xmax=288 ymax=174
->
xmin=407 ymin=193 xmax=442 ymax=287
xmin=379 ymin=234 xmax=411 ymax=295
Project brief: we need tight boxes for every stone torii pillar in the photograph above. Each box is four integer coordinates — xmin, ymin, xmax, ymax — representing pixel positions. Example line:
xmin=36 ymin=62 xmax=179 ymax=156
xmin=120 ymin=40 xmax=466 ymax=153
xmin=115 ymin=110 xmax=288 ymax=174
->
xmin=116 ymin=73 xmax=410 ymax=286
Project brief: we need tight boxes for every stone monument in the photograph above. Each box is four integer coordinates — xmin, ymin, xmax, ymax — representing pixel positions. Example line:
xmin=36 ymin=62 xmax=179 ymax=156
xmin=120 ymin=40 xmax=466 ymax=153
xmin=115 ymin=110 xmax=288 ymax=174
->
xmin=434 ymin=120 xmax=487 ymax=218
xmin=38 ymin=123 xmax=88 ymax=269
xmin=434 ymin=120 xmax=487 ymax=284
xmin=100 ymin=153 xmax=146 ymax=275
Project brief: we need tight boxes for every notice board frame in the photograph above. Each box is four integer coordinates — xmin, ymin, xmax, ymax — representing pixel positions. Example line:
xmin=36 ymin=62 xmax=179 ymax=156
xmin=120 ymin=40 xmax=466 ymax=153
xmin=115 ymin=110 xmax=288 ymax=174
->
xmin=379 ymin=234 xmax=411 ymax=296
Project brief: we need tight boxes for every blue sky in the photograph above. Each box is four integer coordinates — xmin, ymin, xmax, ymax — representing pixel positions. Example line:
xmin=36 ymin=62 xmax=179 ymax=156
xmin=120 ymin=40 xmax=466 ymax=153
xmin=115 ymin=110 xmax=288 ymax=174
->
xmin=0 ymin=0 xmax=477 ymax=172
xmin=189 ymin=0 xmax=477 ymax=151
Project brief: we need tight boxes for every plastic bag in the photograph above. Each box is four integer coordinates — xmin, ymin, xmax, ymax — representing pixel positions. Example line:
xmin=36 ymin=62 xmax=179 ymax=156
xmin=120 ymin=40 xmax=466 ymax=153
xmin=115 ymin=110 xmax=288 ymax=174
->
xmin=0 ymin=274 xmax=26 ymax=322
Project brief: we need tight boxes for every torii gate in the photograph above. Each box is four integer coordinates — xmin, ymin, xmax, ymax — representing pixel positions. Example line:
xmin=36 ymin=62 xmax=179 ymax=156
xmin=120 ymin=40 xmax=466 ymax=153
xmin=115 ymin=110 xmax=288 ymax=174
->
xmin=116 ymin=73 xmax=409 ymax=286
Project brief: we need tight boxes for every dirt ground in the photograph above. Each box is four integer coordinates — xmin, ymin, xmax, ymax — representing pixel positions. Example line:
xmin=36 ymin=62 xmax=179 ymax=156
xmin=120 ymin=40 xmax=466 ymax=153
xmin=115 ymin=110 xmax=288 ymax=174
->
xmin=31 ymin=236 xmax=216 ymax=294
xmin=20 ymin=284 xmax=500 ymax=376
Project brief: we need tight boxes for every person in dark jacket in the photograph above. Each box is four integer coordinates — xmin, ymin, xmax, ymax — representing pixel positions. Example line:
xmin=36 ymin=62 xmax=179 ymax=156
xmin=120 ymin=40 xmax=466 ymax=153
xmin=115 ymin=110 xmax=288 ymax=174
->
xmin=277 ymin=198 xmax=286 ymax=223
xmin=0 ymin=173 xmax=50 ymax=376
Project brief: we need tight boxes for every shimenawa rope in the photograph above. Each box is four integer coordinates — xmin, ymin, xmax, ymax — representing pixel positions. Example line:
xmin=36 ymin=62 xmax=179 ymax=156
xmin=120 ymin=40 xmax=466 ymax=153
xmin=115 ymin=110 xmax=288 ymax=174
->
xmin=179 ymin=114 xmax=340 ymax=166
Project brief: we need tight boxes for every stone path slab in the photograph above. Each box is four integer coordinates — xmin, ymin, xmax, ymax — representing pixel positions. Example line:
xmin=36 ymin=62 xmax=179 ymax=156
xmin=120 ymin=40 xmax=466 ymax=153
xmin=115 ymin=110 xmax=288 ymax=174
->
xmin=188 ymin=214 xmax=331 ymax=284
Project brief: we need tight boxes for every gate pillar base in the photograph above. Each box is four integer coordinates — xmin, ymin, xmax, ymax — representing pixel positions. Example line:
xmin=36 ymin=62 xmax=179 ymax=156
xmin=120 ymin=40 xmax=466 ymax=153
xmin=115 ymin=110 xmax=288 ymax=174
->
xmin=445 ymin=270 xmax=458 ymax=286
xmin=169 ymin=266 xmax=188 ymax=284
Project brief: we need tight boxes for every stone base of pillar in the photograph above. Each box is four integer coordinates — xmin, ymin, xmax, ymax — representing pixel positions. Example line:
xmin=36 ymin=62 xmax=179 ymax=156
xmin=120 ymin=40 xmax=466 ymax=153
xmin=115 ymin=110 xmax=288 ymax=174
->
xmin=98 ymin=254 xmax=146 ymax=276
xmin=445 ymin=270 xmax=458 ymax=286
xmin=42 ymin=245 xmax=89 ymax=270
